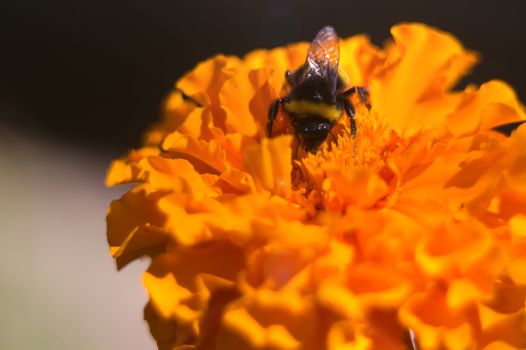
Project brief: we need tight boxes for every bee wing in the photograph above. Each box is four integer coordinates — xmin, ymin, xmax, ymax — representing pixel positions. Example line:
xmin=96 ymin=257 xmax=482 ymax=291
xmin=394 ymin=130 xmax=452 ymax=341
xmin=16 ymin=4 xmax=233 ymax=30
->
xmin=303 ymin=26 xmax=340 ymax=85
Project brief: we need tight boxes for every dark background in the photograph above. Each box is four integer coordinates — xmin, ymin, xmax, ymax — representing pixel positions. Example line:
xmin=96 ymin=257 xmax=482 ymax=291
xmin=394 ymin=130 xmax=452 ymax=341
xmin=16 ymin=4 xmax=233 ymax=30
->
xmin=1 ymin=0 xmax=525 ymax=155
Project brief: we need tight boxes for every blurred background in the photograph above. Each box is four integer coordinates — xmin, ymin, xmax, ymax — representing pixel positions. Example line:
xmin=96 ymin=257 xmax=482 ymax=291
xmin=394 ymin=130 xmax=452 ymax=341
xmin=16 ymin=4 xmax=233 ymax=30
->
xmin=1 ymin=0 xmax=525 ymax=349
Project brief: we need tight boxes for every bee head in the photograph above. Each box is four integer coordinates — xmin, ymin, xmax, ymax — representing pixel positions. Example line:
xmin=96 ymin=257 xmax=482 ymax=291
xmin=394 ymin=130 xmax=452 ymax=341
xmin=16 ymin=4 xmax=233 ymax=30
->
xmin=295 ymin=116 xmax=333 ymax=153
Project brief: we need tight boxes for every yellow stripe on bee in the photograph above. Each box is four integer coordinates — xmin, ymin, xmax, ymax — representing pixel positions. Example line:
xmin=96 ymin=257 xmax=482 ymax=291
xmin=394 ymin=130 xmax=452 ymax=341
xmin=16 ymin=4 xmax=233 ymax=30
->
xmin=284 ymin=100 xmax=341 ymax=122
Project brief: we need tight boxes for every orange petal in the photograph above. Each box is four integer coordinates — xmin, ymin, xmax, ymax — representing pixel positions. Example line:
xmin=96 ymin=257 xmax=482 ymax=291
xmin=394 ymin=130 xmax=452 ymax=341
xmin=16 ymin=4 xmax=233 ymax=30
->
xmin=339 ymin=207 xmax=425 ymax=265
xmin=162 ymin=131 xmax=227 ymax=174
xmin=174 ymin=106 xmax=211 ymax=140
xmin=105 ymin=147 xmax=160 ymax=186
xmin=502 ymin=123 xmax=526 ymax=195
xmin=218 ymin=67 xmax=280 ymax=139
xmin=253 ymin=218 xmax=328 ymax=289
xmin=339 ymin=34 xmax=384 ymax=87
xmin=447 ymin=81 xmax=526 ymax=137
xmin=326 ymin=321 xmax=372 ymax=350
xmin=510 ymin=214 xmax=526 ymax=244
xmin=243 ymin=42 xmax=308 ymax=83
xmin=399 ymin=288 xmax=476 ymax=350
xmin=311 ymin=239 xmax=354 ymax=284
xmin=217 ymin=289 xmax=317 ymax=350
xmin=482 ymin=342 xmax=521 ymax=350
xmin=243 ymin=135 xmax=293 ymax=196
xmin=144 ymin=241 xmax=244 ymax=321
xmin=139 ymin=156 xmax=219 ymax=198
xmin=505 ymin=256 xmax=526 ymax=285
xmin=112 ymin=226 xmax=168 ymax=270
xmin=143 ymin=301 xmax=185 ymax=350
xmin=157 ymin=194 xmax=213 ymax=246
xmin=159 ymin=192 xmax=304 ymax=246
xmin=484 ymin=278 xmax=526 ymax=314
xmin=176 ymin=54 xmax=241 ymax=107
xmin=416 ymin=220 xmax=502 ymax=281
xmin=247 ymin=68 xmax=280 ymax=134
xmin=477 ymin=303 xmax=526 ymax=348
xmin=319 ymin=264 xmax=412 ymax=320
xmin=218 ymin=167 xmax=256 ymax=193
xmin=345 ymin=264 xmax=413 ymax=310
xmin=145 ymin=89 xmax=201 ymax=145
xmin=322 ymin=167 xmax=389 ymax=209
xmin=371 ymin=23 xmax=477 ymax=135
xmin=447 ymin=278 xmax=485 ymax=310
xmin=219 ymin=68 xmax=260 ymax=137
xmin=106 ymin=185 xmax=167 ymax=267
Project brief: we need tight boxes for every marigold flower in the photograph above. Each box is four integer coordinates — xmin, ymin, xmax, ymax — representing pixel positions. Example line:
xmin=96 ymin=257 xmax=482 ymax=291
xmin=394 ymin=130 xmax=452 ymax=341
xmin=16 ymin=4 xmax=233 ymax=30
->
xmin=106 ymin=23 xmax=526 ymax=350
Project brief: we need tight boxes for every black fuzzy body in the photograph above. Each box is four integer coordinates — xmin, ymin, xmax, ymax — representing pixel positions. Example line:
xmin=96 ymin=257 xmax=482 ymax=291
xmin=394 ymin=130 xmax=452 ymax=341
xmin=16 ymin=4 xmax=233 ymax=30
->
xmin=284 ymin=66 xmax=345 ymax=152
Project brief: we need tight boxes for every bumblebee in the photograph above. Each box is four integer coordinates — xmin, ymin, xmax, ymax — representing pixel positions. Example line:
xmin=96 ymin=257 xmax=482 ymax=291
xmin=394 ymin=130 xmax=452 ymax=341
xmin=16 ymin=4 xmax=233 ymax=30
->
xmin=267 ymin=26 xmax=370 ymax=153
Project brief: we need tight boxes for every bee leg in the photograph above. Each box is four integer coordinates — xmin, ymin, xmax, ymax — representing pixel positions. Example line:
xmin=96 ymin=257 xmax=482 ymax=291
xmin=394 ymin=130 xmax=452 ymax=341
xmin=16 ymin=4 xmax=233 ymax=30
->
xmin=285 ymin=70 xmax=294 ymax=85
xmin=343 ymin=99 xmax=357 ymax=139
xmin=174 ymin=87 xmax=202 ymax=107
xmin=267 ymin=98 xmax=285 ymax=137
xmin=343 ymin=98 xmax=357 ymax=156
xmin=357 ymin=87 xmax=371 ymax=109
xmin=342 ymin=86 xmax=371 ymax=109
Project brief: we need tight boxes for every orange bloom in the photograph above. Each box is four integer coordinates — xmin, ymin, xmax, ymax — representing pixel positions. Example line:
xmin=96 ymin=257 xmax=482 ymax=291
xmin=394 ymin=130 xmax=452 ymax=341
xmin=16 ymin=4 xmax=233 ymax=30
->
xmin=106 ymin=23 xmax=526 ymax=350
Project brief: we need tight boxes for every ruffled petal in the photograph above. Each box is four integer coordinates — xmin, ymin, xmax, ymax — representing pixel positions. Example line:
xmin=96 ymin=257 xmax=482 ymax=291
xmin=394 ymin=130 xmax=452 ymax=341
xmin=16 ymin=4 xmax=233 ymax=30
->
xmin=106 ymin=147 xmax=160 ymax=186
xmin=447 ymin=81 xmax=526 ymax=137
xmin=144 ymin=242 xmax=245 ymax=346
xmin=371 ymin=23 xmax=478 ymax=135
xmin=243 ymin=136 xmax=293 ymax=196
xmin=217 ymin=289 xmax=317 ymax=350
xmin=106 ymin=185 xmax=168 ymax=268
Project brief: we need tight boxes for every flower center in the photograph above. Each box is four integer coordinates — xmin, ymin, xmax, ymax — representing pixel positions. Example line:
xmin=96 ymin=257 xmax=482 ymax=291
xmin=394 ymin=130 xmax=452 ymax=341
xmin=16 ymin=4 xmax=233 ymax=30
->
xmin=290 ymin=110 xmax=403 ymax=212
